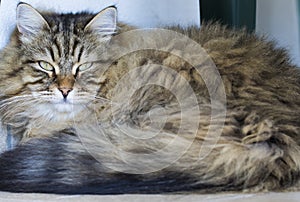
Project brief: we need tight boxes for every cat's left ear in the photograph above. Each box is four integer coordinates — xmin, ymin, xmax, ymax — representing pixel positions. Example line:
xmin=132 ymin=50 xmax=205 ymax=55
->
xmin=84 ymin=6 xmax=117 ymax=38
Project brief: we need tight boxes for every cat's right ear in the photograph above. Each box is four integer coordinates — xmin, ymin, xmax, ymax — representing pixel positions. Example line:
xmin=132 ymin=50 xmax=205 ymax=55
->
xmin=16 ymin=3 xmax=50 ymax=40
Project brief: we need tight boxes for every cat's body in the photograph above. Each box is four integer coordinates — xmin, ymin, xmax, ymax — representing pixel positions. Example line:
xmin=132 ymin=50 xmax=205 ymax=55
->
xmin=0 ymin=3 xmax=300 ymax=194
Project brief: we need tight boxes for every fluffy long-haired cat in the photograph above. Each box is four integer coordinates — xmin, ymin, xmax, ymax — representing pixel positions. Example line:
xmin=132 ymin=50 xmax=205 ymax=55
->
xmin=0 ymin=3 xmax=300 ymax=194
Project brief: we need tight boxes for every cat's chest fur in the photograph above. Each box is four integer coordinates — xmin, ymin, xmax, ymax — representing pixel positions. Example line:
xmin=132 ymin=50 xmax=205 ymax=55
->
xmin=8 ymin=102 xmax=93 ymax=140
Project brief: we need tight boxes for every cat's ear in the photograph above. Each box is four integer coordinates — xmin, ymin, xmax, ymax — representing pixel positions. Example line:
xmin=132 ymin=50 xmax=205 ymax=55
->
xmin=84 ymin=6 xmax=117 ymax=38
xmin=16 ymin=3 xmax=50 ymax=38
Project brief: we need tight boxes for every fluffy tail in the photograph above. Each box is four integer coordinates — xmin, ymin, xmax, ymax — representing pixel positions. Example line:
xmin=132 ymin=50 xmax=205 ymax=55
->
xmin=0 ymin=133 xmax=213 ymax=194
xmin=0 ymin=129 xmax=299 ymax=194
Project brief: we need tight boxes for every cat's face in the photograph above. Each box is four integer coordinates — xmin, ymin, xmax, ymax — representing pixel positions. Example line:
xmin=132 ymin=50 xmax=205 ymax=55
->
xmin=16 ymin=3 xmax=117 ymax=115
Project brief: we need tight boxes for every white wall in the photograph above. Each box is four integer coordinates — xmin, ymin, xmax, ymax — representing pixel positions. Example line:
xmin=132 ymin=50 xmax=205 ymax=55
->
xmin=256 ymin=0 xmax=300 ymax=65
xmin=0 ymin=0 xmax=200 ymax=49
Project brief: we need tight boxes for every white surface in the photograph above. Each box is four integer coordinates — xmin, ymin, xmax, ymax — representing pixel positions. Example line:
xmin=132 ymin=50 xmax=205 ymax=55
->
xmin=0 ymin=0 xmax=200 ymax=49
xmin=256 ymin=0 xmax=300 ymax=65
xmin=0 ymin=192 xmax=300 ymax=202
xmin=23 ymin=0 xmax=200 ymax=27
xmin=0 ymin=0 xmax=19 ymax=50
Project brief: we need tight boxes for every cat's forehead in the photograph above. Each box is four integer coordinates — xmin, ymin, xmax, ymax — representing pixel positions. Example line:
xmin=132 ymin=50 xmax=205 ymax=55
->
xmin=44 ymin=13 xmax=94 ymax=34
xmin=19 ymin=13 xmax=98 ymax=62
xmin=17 ymin=5 xmax=117 ymax=47
xmin=17 ymin=5 xmax=117 ymax=65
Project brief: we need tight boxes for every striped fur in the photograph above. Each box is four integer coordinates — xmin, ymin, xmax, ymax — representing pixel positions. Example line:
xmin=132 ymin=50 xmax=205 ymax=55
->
xmin=0 ymin=3 xmax=300 ymax=194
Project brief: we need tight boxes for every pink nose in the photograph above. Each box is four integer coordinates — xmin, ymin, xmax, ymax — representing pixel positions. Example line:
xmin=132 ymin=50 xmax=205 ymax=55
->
xmin=58 ymin=87 xmax=73 ymax=99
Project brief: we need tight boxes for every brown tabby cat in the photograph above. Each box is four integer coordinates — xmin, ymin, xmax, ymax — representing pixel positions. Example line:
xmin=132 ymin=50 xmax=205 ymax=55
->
xmin=0 ymin=2 xmax=300 ymax=194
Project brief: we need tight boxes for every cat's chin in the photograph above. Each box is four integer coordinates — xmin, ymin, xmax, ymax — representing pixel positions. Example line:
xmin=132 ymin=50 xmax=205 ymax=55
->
xmin=54 ymin=103 xmax=76 ymax=113
xmin=29 ymin=102 xmax=86 ymax=123
xmin=51 ymin=99 xmax=84 ymax=114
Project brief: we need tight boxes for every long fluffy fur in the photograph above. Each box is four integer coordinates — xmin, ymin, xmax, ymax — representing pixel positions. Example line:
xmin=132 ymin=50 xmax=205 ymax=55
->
xmin=0 ymin=4 xmax=300 ymax=194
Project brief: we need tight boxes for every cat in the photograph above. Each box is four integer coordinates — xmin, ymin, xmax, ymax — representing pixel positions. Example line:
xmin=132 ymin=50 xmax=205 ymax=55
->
xmin=0 ymin=2 xmax=300 ymax=194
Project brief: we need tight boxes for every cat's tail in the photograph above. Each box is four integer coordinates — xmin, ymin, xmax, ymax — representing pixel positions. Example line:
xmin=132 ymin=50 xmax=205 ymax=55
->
xmin=0 ymin=132 xmax=215 ymax=194
xmin=0 ymin=130 xmax=299 ymax=194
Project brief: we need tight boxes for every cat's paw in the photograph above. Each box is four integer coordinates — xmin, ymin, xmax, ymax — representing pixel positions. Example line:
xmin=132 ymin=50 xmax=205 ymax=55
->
xmin=242 ymin=119 xmax=276 ymax=144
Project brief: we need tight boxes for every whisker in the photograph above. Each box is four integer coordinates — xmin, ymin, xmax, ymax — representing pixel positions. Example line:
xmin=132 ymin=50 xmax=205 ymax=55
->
xmin=0 ymin=93 xmax=48 ymax=109
xmin=73 ymin=93 xmax=114 ymax=104
xmin=93 ymin=96 xmax=112 ymax=102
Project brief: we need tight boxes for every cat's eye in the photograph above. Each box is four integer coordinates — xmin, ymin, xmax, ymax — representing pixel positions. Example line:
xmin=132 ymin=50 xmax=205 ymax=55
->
xmin=38 ymin=61 xmax=54 ymax=71
xmin=78 ymin=63 xmax=93 ymax=72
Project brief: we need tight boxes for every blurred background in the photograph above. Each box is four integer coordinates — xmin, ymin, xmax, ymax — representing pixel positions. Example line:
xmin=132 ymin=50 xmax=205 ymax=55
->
xmin=0 ymin=0 xmax=299 ymax=65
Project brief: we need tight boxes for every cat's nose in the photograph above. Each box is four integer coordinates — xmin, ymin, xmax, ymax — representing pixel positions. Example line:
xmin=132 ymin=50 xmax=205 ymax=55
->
xmin=58 ymin=87 xmax=73 ymax=99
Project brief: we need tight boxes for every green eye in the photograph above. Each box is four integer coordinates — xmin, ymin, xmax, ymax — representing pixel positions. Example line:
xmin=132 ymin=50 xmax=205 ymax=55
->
xmin=78 ymin=63 xmax=93 ymax=72
xmin=38 ymin=61 xmax=54 ymax=71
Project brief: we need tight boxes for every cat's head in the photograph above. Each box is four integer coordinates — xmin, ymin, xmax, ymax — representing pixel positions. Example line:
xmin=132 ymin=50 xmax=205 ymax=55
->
xmin=14 ymin=3 xmax=117 ymax=115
